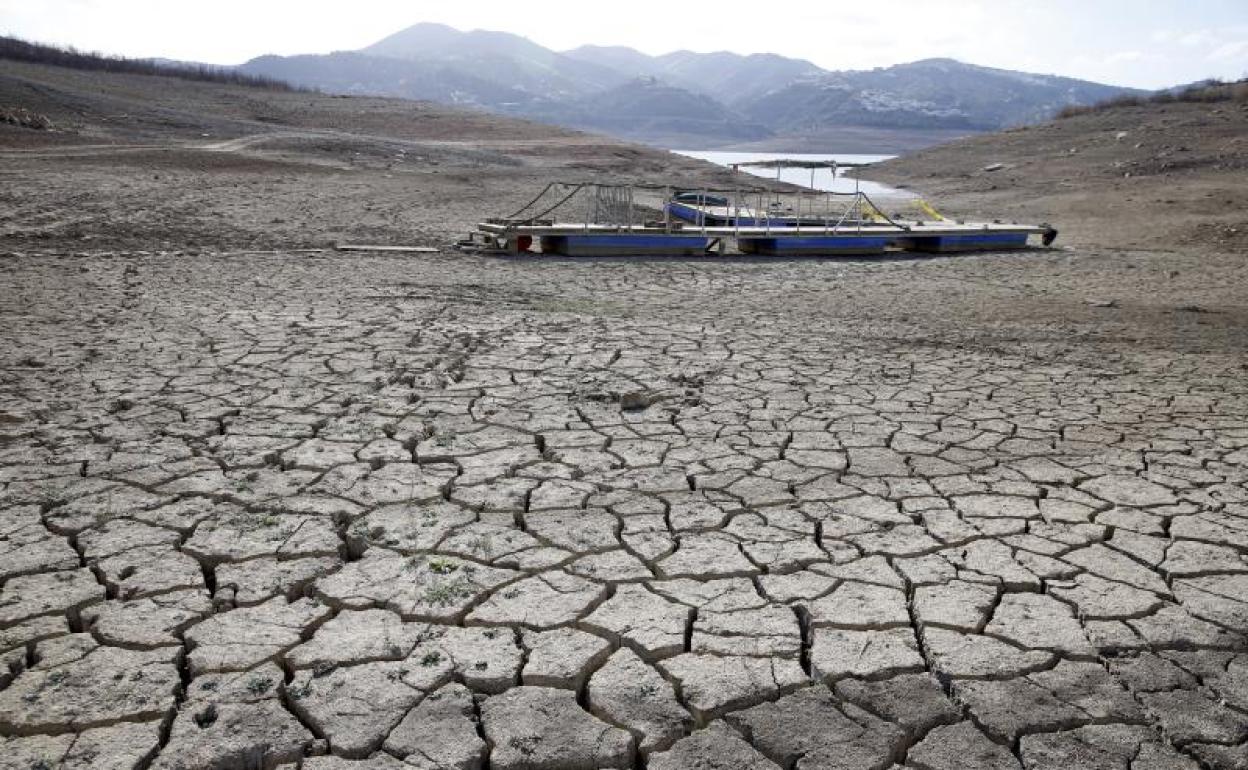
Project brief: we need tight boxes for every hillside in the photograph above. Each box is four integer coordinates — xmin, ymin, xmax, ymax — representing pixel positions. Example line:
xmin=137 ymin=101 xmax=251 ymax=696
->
xmin=0 ymin=57 xmax=740 ymax=249
xmin=745 ymin=59 xmax=1143 ymax=133
xmin=864 ymin=87 xmax=1248 ymax=253
xmin=239 ymin=22 xmax=1144 ymax=151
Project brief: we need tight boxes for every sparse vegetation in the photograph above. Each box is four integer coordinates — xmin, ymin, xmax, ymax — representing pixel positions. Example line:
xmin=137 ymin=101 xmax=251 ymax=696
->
xmin=0 ymin=35 xmax=303 ymax=91
xmin=427 ymin=557 xmax=459 ymax=574
xmin=419 ymin=650 xmax=443 ymax=667
xmin=245 ymin=676 xmax=274 ymax=696
xmin=1057 ymin=78 xmax=1248 ymax=119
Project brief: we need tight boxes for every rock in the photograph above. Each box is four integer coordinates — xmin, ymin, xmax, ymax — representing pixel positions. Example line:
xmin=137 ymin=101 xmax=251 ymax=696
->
xmin=480 ymin=686 xmax=634 ymax=769
xmin=907 ymin=721 xmax=1022 ymax=770
xmin=0 ymin=640 xmax=179 ymax=733
xmin=214 ymin=556 xmax=341 ymax=606
xmin=1078 ymin=475 xmax=1177 ymax=507
xmin=186 ymin=597 xmax=331 ymax=675
xmin=810 ymin=627 xmax=926 ymax=680
xmin=619 ymin=391 xmax=657 ymax=411
xmin=520 ymin=628 xmax=611 ymax=691
xmin=415 ymin=624 xmax=522 ymax=693
xmin=834 ymin=673 xmax=961 ymax=738
xmin=658 ymin=653 xmax=806 ymax=724
xmin=315 ymin=549 xmax=515 ymax=622
xmin=1140 ymin=688 xmax=1248 ymax=745
xmin=648 ymin=723 xmax=782 ymax=770
xmin=0 ymin=720 xmax=161 ymax=769
xmin=287 ymin=608 xmax=425 ymax=669
xmin=955 ymin=661 xmax=1141 ymax=741
xmin=287 ymin=657 xmax=453 ymax=758
xmin=82 ymin=588 xmax=213 ymax=648
xmin=384 ymin=682 xmax=487 ymax=769
xmin=692 ymin=605 xmax=801 ymax=658
xmin=983 ymin=163 xmax=1006 ymax=172
xmin=466 ymin=570 xmax=606 ymax=629
xmin=578 ymin=583 xmax=690 ymax=659
xmin=726 ymin=685 xmax=905 ymax=769
xmin=155 ymin=699 xmax=312 ymax=770
xmin=0 ymin=568 xmax=104 ymax=627
xmin=587 ymin=648 xmax=691 ymax=754
xmin=922 ymin=627 xmax=1056 ymax=678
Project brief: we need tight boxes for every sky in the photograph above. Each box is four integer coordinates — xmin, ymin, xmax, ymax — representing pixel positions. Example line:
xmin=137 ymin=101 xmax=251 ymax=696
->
xmin=1 ymin=0 xmax=1246 ymax=89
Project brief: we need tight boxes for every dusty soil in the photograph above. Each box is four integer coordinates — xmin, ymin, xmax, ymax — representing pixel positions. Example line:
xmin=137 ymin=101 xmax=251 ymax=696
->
xmin=867 ymin=98 xmax=1248 ymax=255
xmin=1 ymin=61 xmax=1247 ymax=770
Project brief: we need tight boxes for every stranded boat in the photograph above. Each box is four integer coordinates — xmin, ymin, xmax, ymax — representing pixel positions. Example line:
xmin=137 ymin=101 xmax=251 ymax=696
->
xmin=472 ymin=182 xmax=1057 ymax=258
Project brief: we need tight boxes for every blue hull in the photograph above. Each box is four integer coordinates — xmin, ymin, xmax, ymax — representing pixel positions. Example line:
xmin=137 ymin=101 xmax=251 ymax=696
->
xmin=902 ymin=233 xmax=1030 ymax=252
xmin=738 ymin=235 xmax=891 ymax=256
xmin=540 ymin=234 xmax=710 ymax=256
xmin=665 ymin=202 xmax=777 ymax=228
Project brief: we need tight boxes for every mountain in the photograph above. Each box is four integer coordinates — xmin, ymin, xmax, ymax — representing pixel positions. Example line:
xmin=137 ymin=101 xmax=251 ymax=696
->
xmin=564 ymin=46 xmax=822 ymax=105
xmin=548 ymin=77 xmax=772 ymax=145
xmin=359 ymin=23 xmax=625 ymax=100
xmin=239 ymin=23 xmax=1146 ymax=151
xmin=745 ymin=58 xmax=1145 ymax=133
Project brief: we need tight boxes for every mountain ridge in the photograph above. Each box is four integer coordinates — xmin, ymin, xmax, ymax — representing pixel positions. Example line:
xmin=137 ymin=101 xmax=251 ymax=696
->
xmin=240 ymin=22 xmax=1147 ymax=150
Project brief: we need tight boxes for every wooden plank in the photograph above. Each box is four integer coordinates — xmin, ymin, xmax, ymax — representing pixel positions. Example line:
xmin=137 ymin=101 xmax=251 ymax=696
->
xmin=335 ymin=244 xmax=440 ymax=253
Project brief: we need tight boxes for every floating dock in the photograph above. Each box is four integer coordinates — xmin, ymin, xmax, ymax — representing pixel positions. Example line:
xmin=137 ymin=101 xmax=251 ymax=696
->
xmin=475 ymin=183 xmax=1057 ymax=258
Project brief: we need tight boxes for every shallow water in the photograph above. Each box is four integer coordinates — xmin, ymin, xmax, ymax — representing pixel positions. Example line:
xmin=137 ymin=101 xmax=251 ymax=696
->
xmin=672 ymin=149 xmax=911 ymax=199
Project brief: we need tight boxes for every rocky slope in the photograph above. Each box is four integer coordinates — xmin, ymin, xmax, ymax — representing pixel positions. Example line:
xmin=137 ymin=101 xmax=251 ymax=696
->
xmin=238 ymin=23 xmax=1144 ymax=150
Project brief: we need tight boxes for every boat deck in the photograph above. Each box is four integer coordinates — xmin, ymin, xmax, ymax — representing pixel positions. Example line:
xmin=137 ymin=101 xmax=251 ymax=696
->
xmin=477 ymin=220 xmax=1052 ymax=257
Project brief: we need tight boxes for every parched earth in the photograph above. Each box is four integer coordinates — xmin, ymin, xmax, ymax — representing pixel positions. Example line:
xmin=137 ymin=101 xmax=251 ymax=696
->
xmin=2 ymin=59 xmax=1248 ymax=770
xmin=0 ymin=244 xmax=1246 ymax=770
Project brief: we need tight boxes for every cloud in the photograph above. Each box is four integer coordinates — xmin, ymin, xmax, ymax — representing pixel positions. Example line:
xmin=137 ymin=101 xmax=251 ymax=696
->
xmin=1208 ymin=40 xmax=1248 ymax=61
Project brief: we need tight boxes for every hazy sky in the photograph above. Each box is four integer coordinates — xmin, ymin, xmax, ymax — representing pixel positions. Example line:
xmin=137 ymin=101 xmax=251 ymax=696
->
xmin=2 ymin=0 xmax=1246 ymax=89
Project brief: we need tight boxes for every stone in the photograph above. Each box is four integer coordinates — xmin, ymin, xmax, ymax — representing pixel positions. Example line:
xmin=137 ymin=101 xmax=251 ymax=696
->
xmin=287 ymin=608 xmax=425 ymax=669
xmin=648 ymin=723 xmax=782 ymax=770
xmin=579 ymin=583 xmax=690 ymax=660
xmin=287 ymin=657 xmax=454 ymax=758
xmin=811 ymin=627 xmax=926 ymax=680
xmin=907 ymin=721 xmax=1022 ymax=770
xmin=315 ymin=549 xmax=515 ymax=622
xmin=692 ymin=605 xmax=802 ymax=658
xmin=658 ymin=653 xmax=806 ymax=723
xmin=466 ymin=570 xmax=606 ymax=629
xmin=521 ymin=627 xmax=613 ymax=689
xmin=384 ymin=682 xmax=487 ymax=769
xmin=922 ymin=627 xmax=1056 ymax=678
xmin=0 ymin=641 xmax=179 ymax=733
xmin=155 ymin=699 xmax=312 ymax=770
xmin=726 ymin=685 xmax=905 ymax=769
xmin=186 ymin=597 xmax=332 ymax=674
xmin=1078 ymin=475 xmax=1177 ymax=507
xmin=588 ymin=648 xmax=690 ymax=754
xmin=480 ymin=686 xmax=634 ymax=769
xmin=82 ymin=589 xmax=213 ymax=648
xmin=0 ymin=568 xmax=104 ymax=627
xmin=834 ymin=673 xmax=961 ymax=737
xmin=0 ymin=719 xmax=161 ymax=770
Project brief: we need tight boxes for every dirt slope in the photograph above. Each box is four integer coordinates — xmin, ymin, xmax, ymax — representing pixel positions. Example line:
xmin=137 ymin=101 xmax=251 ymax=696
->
xmin=865 ymin=98 xmax=1248 ymax=254
xmin=0 ymin=59 xmax=741 ymax=249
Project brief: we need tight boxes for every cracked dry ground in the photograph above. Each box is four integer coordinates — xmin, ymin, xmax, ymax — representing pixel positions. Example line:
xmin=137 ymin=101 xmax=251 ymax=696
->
xmin=1 ymin=250 xmax=1247 ymax=770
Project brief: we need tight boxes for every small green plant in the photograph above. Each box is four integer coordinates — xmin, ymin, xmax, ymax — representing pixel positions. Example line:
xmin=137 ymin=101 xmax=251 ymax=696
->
xmin=423 ymin=578 xmax=470 ymax=607
xmin=246 ymin=676 xmax=273 ymax=696
xmin=420 ymin=650 xmax=443 ymax=667
xmin=427 ymin=557 xmax=459 ymax=575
